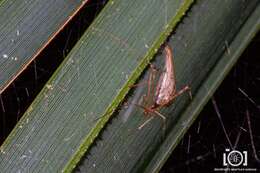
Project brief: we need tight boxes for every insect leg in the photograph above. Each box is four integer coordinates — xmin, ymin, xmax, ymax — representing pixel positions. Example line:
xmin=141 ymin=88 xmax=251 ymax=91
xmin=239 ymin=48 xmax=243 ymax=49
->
xmin=138 ymin=116 xmax=155 ymax=130
xmin=172 ymin=85 xmax=192 ymax=100
xmin=129 ymin=63 xmax=158 ymax=105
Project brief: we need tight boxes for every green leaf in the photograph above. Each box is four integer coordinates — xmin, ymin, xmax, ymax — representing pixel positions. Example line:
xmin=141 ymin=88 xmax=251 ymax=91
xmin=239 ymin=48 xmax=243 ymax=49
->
xmin=0 ymin=0 xmax=194 ymax=172
xmin=76 ymin=1 xmax=260 ymax=173
xmin=144 ymin=4 xmax=260 ymax=173
xmin=0 ymin=0 xmax=89 ymax=93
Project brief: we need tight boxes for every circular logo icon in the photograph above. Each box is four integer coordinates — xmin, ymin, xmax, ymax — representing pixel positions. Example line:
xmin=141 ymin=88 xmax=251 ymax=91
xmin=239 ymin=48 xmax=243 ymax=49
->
xmin=227 ymin=150 xmax=243 ymax=166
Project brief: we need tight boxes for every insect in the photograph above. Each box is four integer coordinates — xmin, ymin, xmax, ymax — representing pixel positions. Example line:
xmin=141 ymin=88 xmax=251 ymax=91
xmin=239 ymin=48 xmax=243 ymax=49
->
xmin=134 ymin=44 xmax=192 ymax=130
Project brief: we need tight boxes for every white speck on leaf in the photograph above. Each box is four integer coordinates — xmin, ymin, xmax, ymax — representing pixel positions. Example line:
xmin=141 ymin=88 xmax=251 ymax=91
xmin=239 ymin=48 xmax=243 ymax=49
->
xmin=46 ymin=84 xmax=53 ymax=90
xmin=64 ymin=133 xmax=75 ymax=141
xmin=11 ymin=57 xmax=18 ymax=61
xmin=20 ymin=155 xmax=27 ymax=159
xmin=2 ymin=54 xmax=8 ymax=59
xmin=0 ymin=147 xmax=5 ymax=154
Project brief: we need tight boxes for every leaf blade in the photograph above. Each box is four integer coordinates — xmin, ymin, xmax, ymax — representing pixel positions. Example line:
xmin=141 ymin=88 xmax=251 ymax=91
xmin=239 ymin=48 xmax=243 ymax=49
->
xmin=0 ymin=0 xmax=194 ymax=172
xmin=0 ymin=0 xmax=90 ymax=93
xmin=75 ymin=1 xmax=259 ymax=172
